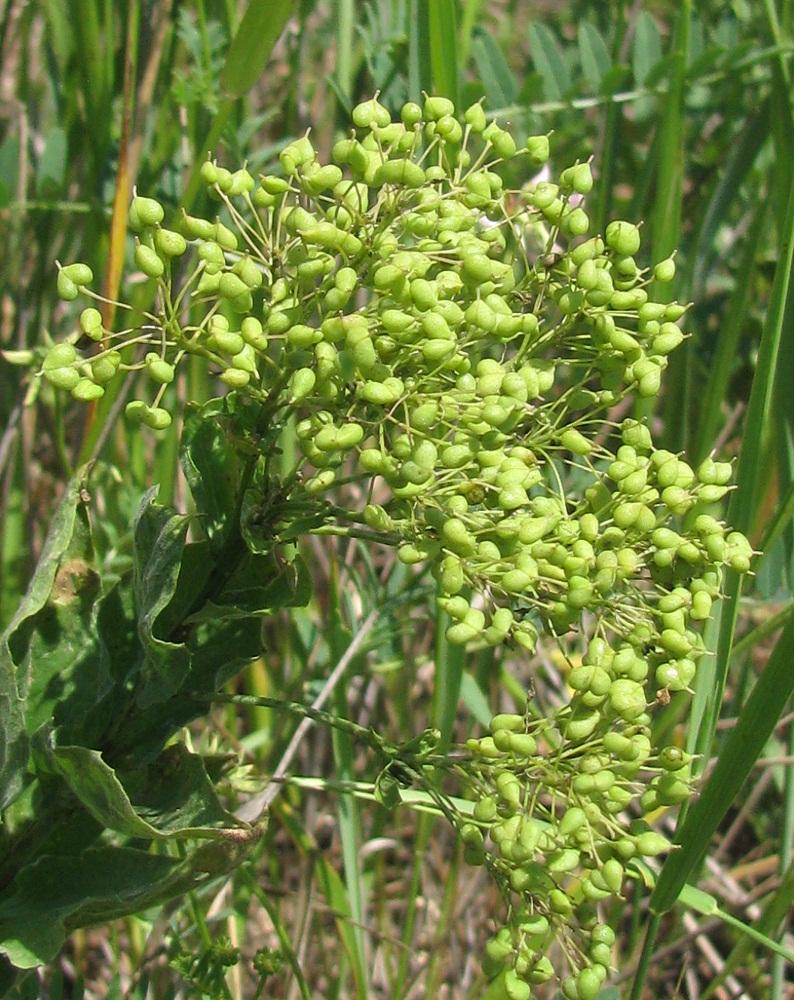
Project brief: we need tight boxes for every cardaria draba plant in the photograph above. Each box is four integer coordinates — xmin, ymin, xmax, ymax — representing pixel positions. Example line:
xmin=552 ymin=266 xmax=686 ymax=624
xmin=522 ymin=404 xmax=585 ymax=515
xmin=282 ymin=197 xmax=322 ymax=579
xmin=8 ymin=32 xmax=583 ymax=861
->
xmin=38 ymin=94 xmax=752 ymax=998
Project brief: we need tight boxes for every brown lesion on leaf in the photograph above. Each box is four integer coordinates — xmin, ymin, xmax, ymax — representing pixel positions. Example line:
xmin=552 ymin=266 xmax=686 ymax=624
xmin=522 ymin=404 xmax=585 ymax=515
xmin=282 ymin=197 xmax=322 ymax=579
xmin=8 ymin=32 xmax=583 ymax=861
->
xmin=51 ymin=557 xmax=99 ymax=605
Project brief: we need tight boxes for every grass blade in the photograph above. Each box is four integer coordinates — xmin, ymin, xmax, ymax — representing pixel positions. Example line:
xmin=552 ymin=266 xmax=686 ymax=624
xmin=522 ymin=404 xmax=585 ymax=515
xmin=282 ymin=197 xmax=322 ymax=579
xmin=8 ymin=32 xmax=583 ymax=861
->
xmin=649 ymin=605 xmax=794 ymax=915
xmin=335 ymin=0 xmax=355 ymax=103
xmin=408 ymin=1 xmax=432 ymax=103
xmin=679 ymin=884 xmax=794 ymax=963
xmin=692 ymin=188 xmax=768 ymax=463
xmin=427 ymin=0 xmax=459 ymax=105
xmin=219 ymin=0 xmax=297 ymax=98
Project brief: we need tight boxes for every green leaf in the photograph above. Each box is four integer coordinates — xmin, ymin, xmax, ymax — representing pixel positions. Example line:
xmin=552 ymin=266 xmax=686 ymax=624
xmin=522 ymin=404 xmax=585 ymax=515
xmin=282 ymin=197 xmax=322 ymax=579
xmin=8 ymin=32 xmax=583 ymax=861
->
xmin=633 ymin=10 xmax=663 ymax=86
xmin=0 ymin=830 xmax=263 ymax=970
xmin=374 ymin=767 xmax=403 ymax=810
xmin=578 ymin=22 xmax=611 ymax=91
xmin=0 ymin=848 xmax=184 ymax=969
xmin=180 ymin=404 xmax=240 ymax=554
xmin=470 ymin=29 xmax=516 ymax=107
xmin=0 ymin=473 xmax=89 ymax=810
xmin=132 ymin=487 xmax=191 ymax=704
xmin=35 ymin=737 xmax=239 ymax=841
xmin=528 ymin=22 xmax=570 ymax=102
xmin=220 ymin=0 xmax=297 ymax=99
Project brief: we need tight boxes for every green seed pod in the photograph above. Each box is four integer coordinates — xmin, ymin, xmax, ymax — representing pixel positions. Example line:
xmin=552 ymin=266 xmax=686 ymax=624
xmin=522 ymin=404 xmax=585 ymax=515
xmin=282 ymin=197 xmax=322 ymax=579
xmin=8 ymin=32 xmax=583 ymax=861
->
xmin=559 ymin=806 xmax=588 ymax=838
xmin=489 ymin=713 xmax=524 ymax=735
xmin=89 ymin=351 xmax=120 ymax=384
xmin=196 ymin=270 xmax=221 ymax=296
xmin=400 ymin=101 xmax=423 ymax=126
xmin=652 ymin=321 xmax=685 ymax=355
xmin=373 ymin=159 xmax=426 ymax=187
xmin=506 ymin=732 xmax=536 ymax=756
xmin=289 ymin=367 xmax=316 ymax=401
xmin=233 ymin=255 xmax=264 ymax=289
xmin=43 ymin=364 xmax=80 ymax=390
xmin=574 ymin=967 xmax=602 ymax=1000
xmin=560 ymin=427 xmax=592 ymax=455
xmin=212 ymin=220 xmax=238 ymax=251
xmin=71 ymin=377 xmax=104 ymax=402
xmin=304 ymin=469 xmax=336 ymax=493
xmin=609 ymin=679 xmax=646 ymax=721
xmin=653 ymin=256 xmax=676 ymax=283
xmin=280 ymin=135 xmax=316 ymax=175
xmin=605 ymin=220 xmax=641 ymax=256
xmin=461 ymin=253 xmax=496 ymax=284
xmin=43 ymin=343 xmax=78 ymax=370
xmin=398 ymin=543 xmax=426 ymax=565
xmin=352 ymin=97 xmax=391 ymax=128
xmin=547 ymin=848 xmax=580 ymax=874
xmin=302 ymin=163 xmax=344 ymax=195
xmin=231 ymin=344 xmax=258 ymax=374
xmin=181 ymin=211 xmax=216 ymax=240
xmin=199 ymin=160 xmax=220 ymax=186
xmin=484 ymin=124 xmax=516 ymax=158
xmin=445 ymin=620 xmax=479 ymax=645
xmin=57 ymin=271 xmax=79 ymax=301
xmin=60 ymin=264 xmax=94 ymax=286
xmin=134 ymin=242 xmax=165 ymax=279
xmin=144 ymin=352 xmax=175 ymax=384
xmin=503 ymin=970 xmax=530 ymax=1000
xmin=154 ymin=228 xmax=187 ymax=257
xmin=79 ymin=307 xmax=104 ymax=339
xmin=210 ymin=330 xmax=245 ymax=356
xmin=422 ymin=95 xmax=455 ymax=121
xmin=635 ymin=831 xmax=671 ymax=857
xmin=138 ymin=404 xmax=172 ymax=430
xmin=241 ymin=317 xmax=267 ymax=350
xmin=129 ymin=196 xmax=164 ymax=230
xmin=216 ymin=272 xmax=248 ymax=300
xmin=286 ymin=324 xmax=322 ymax=349
xmin=564 ymin=206 xmax=590 ymax=237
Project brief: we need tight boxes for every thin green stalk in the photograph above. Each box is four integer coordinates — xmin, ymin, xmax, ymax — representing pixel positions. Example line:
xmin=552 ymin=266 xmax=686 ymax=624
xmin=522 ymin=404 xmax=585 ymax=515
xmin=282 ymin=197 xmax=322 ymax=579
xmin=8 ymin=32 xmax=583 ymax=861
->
xmin=242 ymin=868 xmax=312 ymax=1000
xmin=395 ymin=594 xmax=464 ymax=996
xmin=327 ymin=564 xmax=369 ymax=1000
xmin=653 ymin=0 xmax=690 ymax=450
xmin=394 ymin=811 xmax=430 ymax=997
xmin=432 ymin=596 xmax=466 ymax=752
xmin=456 ymin=0 xmax=481 ymax=68
xmin=628 ymin=912 xmax=662 ymax=1000
xmin=336 ymin=0 xmax=355 ymax=102
xmin=770 ymin=713 xmax=794 ymax=997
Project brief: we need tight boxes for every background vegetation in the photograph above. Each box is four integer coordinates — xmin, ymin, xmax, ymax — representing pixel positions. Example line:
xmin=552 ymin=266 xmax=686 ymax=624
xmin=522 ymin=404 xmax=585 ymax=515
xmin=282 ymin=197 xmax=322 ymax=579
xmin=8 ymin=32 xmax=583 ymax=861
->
xmin=0 ymin=0 xmax=792 ymax=997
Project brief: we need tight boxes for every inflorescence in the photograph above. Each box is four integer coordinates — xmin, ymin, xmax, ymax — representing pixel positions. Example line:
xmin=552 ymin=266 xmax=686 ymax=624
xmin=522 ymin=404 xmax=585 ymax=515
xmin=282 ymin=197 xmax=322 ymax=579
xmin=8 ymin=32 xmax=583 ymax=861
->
xmin=39 ymin=94 xmax=752 ymax=998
